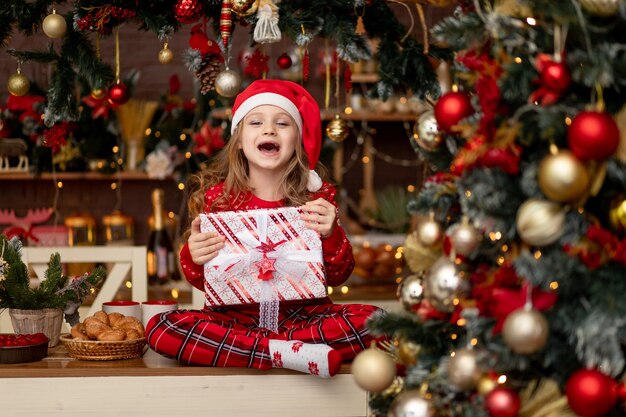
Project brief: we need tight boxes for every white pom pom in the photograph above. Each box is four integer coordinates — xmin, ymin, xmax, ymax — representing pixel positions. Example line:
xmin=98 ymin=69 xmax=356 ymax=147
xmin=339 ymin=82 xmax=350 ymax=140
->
xmin=307 ymin=170 xmax=322 ymax=192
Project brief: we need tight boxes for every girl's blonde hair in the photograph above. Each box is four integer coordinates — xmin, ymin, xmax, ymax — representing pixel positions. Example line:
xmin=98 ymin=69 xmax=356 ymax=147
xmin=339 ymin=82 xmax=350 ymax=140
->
xmin=186 ymin=117 xmax=327 ymax=224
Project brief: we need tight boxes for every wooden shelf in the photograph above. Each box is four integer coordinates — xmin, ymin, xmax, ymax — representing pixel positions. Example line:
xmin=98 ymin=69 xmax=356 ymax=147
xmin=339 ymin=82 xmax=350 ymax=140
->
xmin=350 ymin=73 xmax=379 ymax=83
xmin=210 ymin=108 xmax=417 ymax=122
xmin=0 ymin=171 xmax=174 ymax=181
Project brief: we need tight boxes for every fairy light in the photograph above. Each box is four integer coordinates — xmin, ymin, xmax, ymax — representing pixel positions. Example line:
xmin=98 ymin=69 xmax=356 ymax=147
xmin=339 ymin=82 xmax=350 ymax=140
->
xmin=111 ymin=182 xmax=117 ymax=190
xmin=451 ymin=333 xmax=458 ymax=340
xmin=534 ymin=250 xmax=542 ymax=260
xmin=470 ymin=338 xmax=478 ymax=346
xmin=394 ymin=252 xmax=402 ymax=260
xmin=451 ymin=84 xmax=459 ymax=92
xmin=185 ymin=152 xmax=192 ymax=159
xmin=453 ymin=298 xmax=460 ymax=306
xmin=112 ymin=146 xmax=119 ymax=153
xmin=155 ymin=131 xmax=161 ymax=138
xmin=407 ymin=184 xmax=415 ymax=192
xmin=497 ymin=375 xmax=507 ymax=384
xmin=395 ymin=267 xmax=403 ymax=274
xmin=171 ymin=288 xmax=179 ymax=299
xmin=327 ymin=286 xmax=334 ymax=295
xmin=497 ymin=256 xmax=505 ymax=265
xmin=526 ymin=17 xmax=537 ymax=25
xmin=145 ymin=128 xmax=152 ymax=136
xmin=384 ymin=244 xmax=393 ymax=252
xmin=550 ymin=281 xmax=559 ymax=290
xmin=125 ymin=280 xmax=132 ymax=289
xmin=456 ymin=318 xmax=466 ymax=326
xmin=57 ymin=181 xmax=63 ymax=188
xmin=501 ymin=244 xmax=509 ymax=252
xmin=514 ymin=57 xmax=522 ymax=64
xmin=180 ymin=133 xmax=187 ymax=141
xmin=341 ymin=285 xmax=349 ymax=295
xmin=362 ymin=156 xmax=370 ymax=164
xmin=465 ymin=190 xmax=472 ymax=198
xmin=577 ymin=207 xmax=584 ymax=214
xmin=344 ymin=106 xmax=353 ymax=115
xmin=178 ymin=183 xmax=185 ymax=190
xmin=565 ymin=116 xmax=572 ymax=126
xmin=117 ymin=158 xmax=123 ymax=165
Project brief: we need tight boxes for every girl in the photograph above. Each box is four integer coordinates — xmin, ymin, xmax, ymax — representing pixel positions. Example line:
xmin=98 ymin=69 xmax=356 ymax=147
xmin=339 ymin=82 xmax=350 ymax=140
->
xmin=146 ymin=80 xmax=380 ymax=377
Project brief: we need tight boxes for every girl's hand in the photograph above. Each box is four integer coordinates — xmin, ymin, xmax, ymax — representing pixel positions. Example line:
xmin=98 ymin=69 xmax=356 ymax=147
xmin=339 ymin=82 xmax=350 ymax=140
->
xmin=188 ymin=216 xmax=226 ymax=265
xmin=300 ymin=198 xmax=337 ymax=238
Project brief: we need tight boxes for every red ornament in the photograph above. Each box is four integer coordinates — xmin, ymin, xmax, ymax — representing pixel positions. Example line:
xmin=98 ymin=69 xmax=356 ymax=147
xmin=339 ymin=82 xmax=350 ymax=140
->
xmin=567 ymin=111 xmax=620 ymax=161
xmin=220 ymin=0 xmax=233 ymax=48
xmin=434 ymin=91 xmax=473 ymax=133
xmin=540 ymin=60 xmax=571 ymax=91
xmin=189 ymin=24 xmax=221 ymax=55
xmin=174 ymin=0 xmax=203 ymax=24
xmin=277 ymin=53 xmax=292 ymax=70
xmin=107 ymin=82 xmax=130 ymax=105
xmin=565 ymin=369 xmax=617 ymax=417
xmin=484 ymin=387 xmax=521 ymax=417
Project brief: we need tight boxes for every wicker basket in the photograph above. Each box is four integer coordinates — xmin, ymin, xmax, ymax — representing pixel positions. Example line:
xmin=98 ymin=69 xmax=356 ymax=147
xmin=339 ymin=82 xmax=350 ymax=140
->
xmin=60 ymin=334 xmax=147 ymax=361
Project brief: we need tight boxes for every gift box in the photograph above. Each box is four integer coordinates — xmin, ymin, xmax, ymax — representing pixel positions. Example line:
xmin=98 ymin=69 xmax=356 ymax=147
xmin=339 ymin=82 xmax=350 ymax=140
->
xmin=200 ymin=207 xmax=327 ymax=331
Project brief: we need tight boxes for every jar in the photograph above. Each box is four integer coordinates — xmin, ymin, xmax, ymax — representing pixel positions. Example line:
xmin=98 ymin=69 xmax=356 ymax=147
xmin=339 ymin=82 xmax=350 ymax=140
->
xmin=64 ymin=213 xmax=97 ymax=246
xmin=102 ymin=210 xmax=134 ymax=246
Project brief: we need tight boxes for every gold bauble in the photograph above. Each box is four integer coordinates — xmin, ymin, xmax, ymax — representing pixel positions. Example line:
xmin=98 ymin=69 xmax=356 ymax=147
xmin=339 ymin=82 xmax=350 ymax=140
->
xmin=415 ymin=212 xmax=443 ymax=247
xmin=7 ymin=72 xmax=30 ymax=97
xmin=325 ymin=114 xmax=350 ymax=143
xmin=232 ymin=0 xmax=259 ymax=16
xmin=538 ymin=150 xmax=589 ymax=203
xmin=403 ymin=232 xmax=440 ymax=273
xmin=608 ymin=195 xmax=626 ymax=233
xmin=448 ymin=216 xmax=482 ymax=256
xmin=397 ymin=339 xmax=421 ymax=366
xmin=42 ymin=10 xmax=67 ymax=39
xmin=579 ymin=0 xmax=622 ymax=16
xmin=351 ymin=347 xmax=397 ymax=392
xmin=516 ymin=199 xmax=566 ymax=247
xmin=388 ymin=390 xmax=434 ymax=417
xmin=502 ymin=308 xmax=549 ymax=355
xmin=477 ymin=375 xmax=498 ymax=395
xmin=215 ymin=69 xmax=242 ymax=97
xmin=448 ymin=348 xmax=482 ymax=390
xmin=158 ymin=47 xmax=174 ymax=65
xmin=423 ymin=256 xmax=468 ymax=313
xmin=413 ymin=111 xmax=442 ymax=151
xmin=396 ymin=274 xmax=425 ymax=311
xmin=91 ymin=88 xmax=106 ymax=100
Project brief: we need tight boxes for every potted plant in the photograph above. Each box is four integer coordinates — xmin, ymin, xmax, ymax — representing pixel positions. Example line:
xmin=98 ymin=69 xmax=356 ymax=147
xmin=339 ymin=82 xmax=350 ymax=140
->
xmin=0 ymin=235 xmax=106 ymax=347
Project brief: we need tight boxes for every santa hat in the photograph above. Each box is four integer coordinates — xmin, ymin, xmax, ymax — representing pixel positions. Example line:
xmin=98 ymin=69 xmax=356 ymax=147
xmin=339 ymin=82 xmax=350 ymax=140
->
xmin=230 ymin=79 xmax=322 ymax=192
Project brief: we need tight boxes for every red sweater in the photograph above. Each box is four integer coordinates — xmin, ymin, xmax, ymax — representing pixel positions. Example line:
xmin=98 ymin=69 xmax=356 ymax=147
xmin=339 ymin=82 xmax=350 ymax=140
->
xmin=179 ymin=182 xmax=355 ymax=292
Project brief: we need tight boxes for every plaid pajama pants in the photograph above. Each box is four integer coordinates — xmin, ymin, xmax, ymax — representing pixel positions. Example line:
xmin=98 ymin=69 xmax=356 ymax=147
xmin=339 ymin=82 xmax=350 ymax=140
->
xmin=145 ymin=302 xmax=379 ymax=368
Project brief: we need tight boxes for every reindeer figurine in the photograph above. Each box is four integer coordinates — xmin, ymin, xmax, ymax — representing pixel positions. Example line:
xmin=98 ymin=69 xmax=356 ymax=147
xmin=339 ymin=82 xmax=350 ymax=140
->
xmin=0 ymin=208 xmax=67 ymax=246
xmin=0 ymin=138 xmax=29 ymax=172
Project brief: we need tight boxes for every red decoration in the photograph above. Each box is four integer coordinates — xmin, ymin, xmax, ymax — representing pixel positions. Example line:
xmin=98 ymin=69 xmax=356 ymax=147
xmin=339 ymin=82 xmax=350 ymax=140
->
xmin=193 ymin=121 xmax=225 ymax=156
xmin=616 ymin=383 xmax=626 ymax=401
xmin=75 ymin=6 xmax=136 ymax=34
xmin=565 ymin=369 xmax=617 ymax=417
xmin=434 ymin=91 xmax=473 ymax=133
xmin=174 ymin=0 xmax=203 ymax=24
xmin=43 ymin=122 xmax=73 ymax=154
xmin=244 ymin=49 xmax=269 ymax=78
xmin=107 ymin=82 xmax=130 ymax=105
xmin=220 ymin=0 xmax=233 ymax=48
xmin=530 ymin=54 xmax=571 ymax=105
xmin=277 ymin=53 xmax=292 ymax=70
xmin=567 ymin=111 xmax=620 ymax=161
xmin=302 ymin=49 xmax=310 ymax=82
xmin=484 ymin=387 xmax=521 ymax=417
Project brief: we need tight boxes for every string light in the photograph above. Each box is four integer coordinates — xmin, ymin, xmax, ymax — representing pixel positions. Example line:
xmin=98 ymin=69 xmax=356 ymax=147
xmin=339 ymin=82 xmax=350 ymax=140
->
xmin=179 ymin=133 xmax=187 ymax=141
xmin=526 ymin=17 xmax=537 ymax=25
xmin=514 ymin=57 xmax=522 ymax=64
xmin=111 ymin=182 xmax=117 ymax=190
xmin=145 ymin=128 xmax=152 ymax=136
xmin=125 ymin=281 xmax=132 ymax=289
xmin=550 ymin=281 xmax=559 ymax=290
xmin=57 ymin=181 xmax=63 ymax=188
xmin=341 ymin=286 xmax=349 ymax=294
xmin=112 ymin=146 xmax=119 ymax=153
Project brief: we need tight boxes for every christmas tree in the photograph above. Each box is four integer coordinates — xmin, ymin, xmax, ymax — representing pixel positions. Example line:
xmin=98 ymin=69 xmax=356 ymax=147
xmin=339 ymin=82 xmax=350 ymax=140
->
xmin=355 ymin=1 xmax=626 ymax=416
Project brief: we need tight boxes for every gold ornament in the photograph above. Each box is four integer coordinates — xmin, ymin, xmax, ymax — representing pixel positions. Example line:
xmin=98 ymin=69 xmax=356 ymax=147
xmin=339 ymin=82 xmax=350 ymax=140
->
xmin=388 ymin=389 xmax=433 ymax=417
xmin=448 ymin=216 xmax=482 ymax=256
xmin=502 ymin=307 xmax=549 ymax=355
xmin=413 ymin=111 xmax=442 ymax=151
xmin=403 ymin=231 xmax=440 ymax=273
xmin=91 ymin=88 xmax=106 ymax=100
xmin=538 ymin=149 xmax=589 ymax=203
xmin=477 ymin=375 xmax=498 ymax=395
xmin=351 ymin=347 xmax=397 ymax=392
xmin=608 ymin=195 xmax=626 ymax=233
xmin=232 ymin=0 xmax=259 ymax=16
xmin=448 ymin=348 xmax=482 ymax=390
xmin=158 ymin=43 xmax=174 ymax=65
xmin=215 ymin=69 xmax=242 ymax=97
xmin=7 ymin=70 xmax=30 ymax=97
xmin=396 ymin=274 xmax=425 ymax=311
xmin=325 ymin=114 xmax=350 ymax=143
xmin=42 ymin=9 xmax=67 ymax=38
xmin=397 ymin=339 xmax=421 ymax=366
xmin=615 ymin=104 xmax=626 ymax=163
xmin=415 ymin=212 xmax=443 ymax=247
xmin=423 ymin=256 xmax=468 ymax=313
xmin=516 ymin=199 xmax=566 ymax=247
xmin=579 ymin=0 xmax=622 ymax=16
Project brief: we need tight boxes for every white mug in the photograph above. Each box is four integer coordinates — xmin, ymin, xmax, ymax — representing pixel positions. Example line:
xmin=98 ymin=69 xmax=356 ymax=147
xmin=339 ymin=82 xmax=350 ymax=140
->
xmin=141 ymin=300 xmax=178 ymax=328
xmin=102 ymin=300 xmax=142 ymax=321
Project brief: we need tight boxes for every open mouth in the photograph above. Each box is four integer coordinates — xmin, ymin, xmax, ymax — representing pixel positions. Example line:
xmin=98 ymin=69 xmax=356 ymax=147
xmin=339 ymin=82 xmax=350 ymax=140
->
xmin=257 ymin=142 xmax=280 ymax=154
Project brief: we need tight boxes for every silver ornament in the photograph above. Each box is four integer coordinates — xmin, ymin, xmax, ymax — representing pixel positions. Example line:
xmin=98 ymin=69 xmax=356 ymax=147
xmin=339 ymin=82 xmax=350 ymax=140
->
xmin=448 ymin=216 xmax=482 ymax=256
xmin=388 ymin=390 xmax=434 ymax=417
xmin=423 ymin=256 xmax=468 ymax=313
xmin=516 ymin=199 xmax=566 ymax=247
xmin=416 ymin=212 xmax=443 ymax=247
xmin=215 ymin=69 xmax=242 ymax=97
xmin=413 ymin=111 xmax=442 ymax=151
xmin=448 ymin=348 xmax=481 ymax=390
xmin=502 ymin=307 xmax=549 ymax=354
xmin=396 ymin=274 xmax=425 ymax=311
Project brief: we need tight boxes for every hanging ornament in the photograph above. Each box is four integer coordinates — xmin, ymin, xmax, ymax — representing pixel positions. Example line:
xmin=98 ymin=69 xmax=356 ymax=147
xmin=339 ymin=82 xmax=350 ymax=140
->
xmin=448 ymin=216 xmax=482 ymax=257
xmin=477 ymin=374 xmax=498 ymax=395
xmin=448 ymin=348 xmax=481 ymax=390
xmin=565 ymin=369 xmax=618 ymax=417
xmin=413 ymin=111 xmax=443 ymax=151
xmin=434 ymin=91 xmax=473 ymax=133
xmin=220 ymin=0 xmax=233 ymax=48
xmin=538 ymin=148 xmax=589 ymax=203
xmin=253 ymin=0 xmax=281 ymax=44
xmin=158 ymin=42 xmax=174 ymax=65
xmin=396 ymin=274 xmax=425 ymax=311
xmin=42 ymin=9 xmax=67 ymax=39
xmin=351 ymin=346 xmax=397 ymax=392
xmin=423 ymin=256 xmax=468 ymax=313
xmin=325 ymin=114 xmax=350 ymax=142
xmin=277 ymin=53 xmax=292 ymax=70
xmin=531 ymin=54 xmax=571 ymax=105
xmin=91 ymin=88 xmax=106 ymax=100
xmin=397 ymin=338 xmax=421 ymax=366
xmin=215 ymin=69 xmax=242 ymax=97
xmin=484 ymin=387 xmax=521 ymax=417
xmin=7 ymin=67 xmax=30 ymax=97
xmin=415 ymin=212 xmax=443 ymax=247
xmin=608 ymin=195 xmax=626 ymax=233
xmin=404 ymin=231 xmax=441 ymax=273
xmin=232 ymin=0 xmax=259 ymax=16
xmin=107 ymin=82 xmax=130 ymax=105
xmin=515 ymin=199 xmax=566 ymax=247
xmin=355 ymin=5 xmax=366 ymax=36
xmin=579 ymin=0 xmax=622 ymax=16
xmin=388 ymin=390 xmax=433 ymax=417
xmin=568 ymin=111 xmax=620 ymax=161
xmin=174 ymin=0 xmax=204 ymax=24
xmin=502 ymin=307 xmax=549 ymax=354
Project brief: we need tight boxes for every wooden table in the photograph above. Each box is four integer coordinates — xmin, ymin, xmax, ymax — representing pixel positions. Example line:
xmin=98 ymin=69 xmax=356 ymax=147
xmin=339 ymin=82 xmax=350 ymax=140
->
xmin=0 ymin=345 xmax=367 ymax=417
